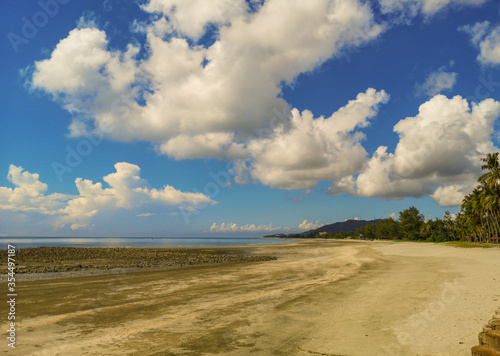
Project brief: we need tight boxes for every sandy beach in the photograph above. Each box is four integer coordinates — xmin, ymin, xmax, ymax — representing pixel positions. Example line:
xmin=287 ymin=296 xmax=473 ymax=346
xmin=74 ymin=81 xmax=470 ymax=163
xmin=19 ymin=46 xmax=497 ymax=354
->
xmin=4 ymin=240 xmax=500 ymax=355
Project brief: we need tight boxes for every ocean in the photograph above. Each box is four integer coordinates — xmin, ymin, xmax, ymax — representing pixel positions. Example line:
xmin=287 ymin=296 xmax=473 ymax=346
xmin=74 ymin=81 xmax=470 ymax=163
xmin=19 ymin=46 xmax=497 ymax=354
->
xmin=0 ymin=237 xmax=290 ymax=249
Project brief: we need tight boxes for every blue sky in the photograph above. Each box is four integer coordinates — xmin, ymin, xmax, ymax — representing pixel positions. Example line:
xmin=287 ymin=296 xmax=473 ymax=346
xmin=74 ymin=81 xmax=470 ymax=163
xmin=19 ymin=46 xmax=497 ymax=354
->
xmin=1 ymin=0 xmax=500 ymax=237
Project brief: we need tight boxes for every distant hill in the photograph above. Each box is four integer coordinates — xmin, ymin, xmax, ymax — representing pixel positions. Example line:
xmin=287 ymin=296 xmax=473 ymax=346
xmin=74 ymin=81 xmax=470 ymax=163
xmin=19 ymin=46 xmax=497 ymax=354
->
xmin=264 ymin=219 xmax=381 ymax=238
xmin=311 ymin=219 xmax=381 ymax=234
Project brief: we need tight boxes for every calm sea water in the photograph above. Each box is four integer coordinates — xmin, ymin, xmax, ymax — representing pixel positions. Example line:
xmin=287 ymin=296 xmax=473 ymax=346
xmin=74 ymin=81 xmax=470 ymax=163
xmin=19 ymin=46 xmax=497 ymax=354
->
xmin=0 ymin=237 xmax=289 ymax=249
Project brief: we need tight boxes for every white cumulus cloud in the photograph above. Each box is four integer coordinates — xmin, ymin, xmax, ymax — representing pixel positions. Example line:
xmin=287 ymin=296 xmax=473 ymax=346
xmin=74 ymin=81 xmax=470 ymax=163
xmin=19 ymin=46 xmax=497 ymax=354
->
xmin=460 ymin=21 xmax=500 ymax=66
xmin=379 ymin=0 xmax=487 ymax=18
xmin=141 ymin=0 xmax=248 ymax=40
xmin=239 ymin=88 xmax=389 ymax=189
xmin=0 ymin=165 xmax=70 ymax=215
xmin=210 ymin=219 xmax=323 ymax=233
xmin=0 ymin=163 xmax=215 ymax=230
xmin=209 ymin=222 xmax=283 ymax=233
xmin=298 ymin=220 xmax=322 ymax=230
xmin=430 ymin=184 xmax=473 ymax=206
xmin=330 ymin=95 xmax=500 ymax=206
xmin=415 ymin=68 xmax=457 ymax=96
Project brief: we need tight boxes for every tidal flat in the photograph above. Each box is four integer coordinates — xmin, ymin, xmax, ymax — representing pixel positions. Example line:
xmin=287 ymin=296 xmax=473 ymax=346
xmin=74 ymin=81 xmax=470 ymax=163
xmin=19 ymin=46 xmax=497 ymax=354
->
xmin=4 ymin=240 xmax=500 ymax=355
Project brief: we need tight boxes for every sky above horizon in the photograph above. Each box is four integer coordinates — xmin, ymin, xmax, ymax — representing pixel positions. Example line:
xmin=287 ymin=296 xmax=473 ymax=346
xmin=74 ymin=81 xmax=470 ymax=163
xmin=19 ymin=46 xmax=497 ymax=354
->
xmin=2 ymin=0 xmax=500 ymax=237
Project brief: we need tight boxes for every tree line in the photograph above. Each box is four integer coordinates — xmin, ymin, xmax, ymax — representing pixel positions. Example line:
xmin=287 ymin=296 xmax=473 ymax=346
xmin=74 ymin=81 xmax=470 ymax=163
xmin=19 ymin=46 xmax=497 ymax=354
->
xmin=314 ymin=153 xmax=500 ymax=244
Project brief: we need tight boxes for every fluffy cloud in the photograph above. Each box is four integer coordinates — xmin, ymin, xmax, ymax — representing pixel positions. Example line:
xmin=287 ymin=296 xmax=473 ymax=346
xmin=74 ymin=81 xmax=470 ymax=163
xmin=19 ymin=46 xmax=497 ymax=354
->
xmin=379 ymin=0 xmax=487 ymax=17
xmin=30 ymin=26 xmax=142 ymax=140
xmin=71 ymin=223 xmax=92 ymax=231
xmin=159 ymin=132 xmax=244 ymax=160
xmin=209 ymin=219 xmax=321 ymax=233
xmin=298 ymin=220 xmax=322 ymax=230
xmin=460 ymin=21 xmax=500 ymax=66
xmin=0 ymin=165 xmax=70 ymax=215
xmin=32 ymin=27 xmax=111 ymax=95
xmin=0 ymin=163 xmax=215 ymax=230
xmin=30 ymin=0 xmax=384 ymax=159
xmin=430 ymin=184 xmax=473 ymax=207
xmin=415 ymin=68 xmax=457 ymax=96
xmin=141 ymin=0 xmax=248 ymax=40
xmin=209 ymin=222 xmax=284 ymax=233
xmin=240 ymin=88 xmax=389 ymax=189
xmin=330 ymin=95 xmax=500 ymax=206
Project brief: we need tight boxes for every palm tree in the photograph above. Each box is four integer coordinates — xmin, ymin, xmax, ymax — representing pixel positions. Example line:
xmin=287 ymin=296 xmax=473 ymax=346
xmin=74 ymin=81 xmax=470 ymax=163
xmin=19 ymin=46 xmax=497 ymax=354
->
xmin=479 ymin=152 xmax=500 ymax=189
xmin=456 ymin=153 xmax=500 ymax=243
xmin=478 ymin=153 xmax=500 ymax=243
xmin=461 ymin=187 xmax=488 ymax=242
xmin=481 ymin=189 xmax=500 ymax=242
xmin=420 ymin=221 xmax=432 ymax=240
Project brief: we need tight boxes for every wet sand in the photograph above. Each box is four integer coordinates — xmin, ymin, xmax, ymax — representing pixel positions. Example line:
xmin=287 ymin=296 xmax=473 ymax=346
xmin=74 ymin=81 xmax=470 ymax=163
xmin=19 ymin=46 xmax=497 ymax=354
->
xmin=3 ymin=240 xmax=500 ymax=355
xmin=0 ymin=246 xmax=277 ymax=274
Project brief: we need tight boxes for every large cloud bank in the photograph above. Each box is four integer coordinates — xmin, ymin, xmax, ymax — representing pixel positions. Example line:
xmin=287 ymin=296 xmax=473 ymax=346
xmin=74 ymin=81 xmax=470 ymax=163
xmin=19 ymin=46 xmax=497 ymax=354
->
xmin=27 ymin=0 xmax=498 ymax=208
xmin=31 ymin=0 xmax=383 ymax=150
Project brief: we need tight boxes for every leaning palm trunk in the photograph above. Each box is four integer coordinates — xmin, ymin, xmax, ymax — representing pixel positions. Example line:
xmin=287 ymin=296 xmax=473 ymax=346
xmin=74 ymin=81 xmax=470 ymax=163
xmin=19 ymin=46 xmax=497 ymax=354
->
xmin=484 ymin=217 xmax=490 ymax=243
xmin=484 ymin=216 xmax=491 ymax=243
xmin=494 ymin=213 xmax=500 ymax=243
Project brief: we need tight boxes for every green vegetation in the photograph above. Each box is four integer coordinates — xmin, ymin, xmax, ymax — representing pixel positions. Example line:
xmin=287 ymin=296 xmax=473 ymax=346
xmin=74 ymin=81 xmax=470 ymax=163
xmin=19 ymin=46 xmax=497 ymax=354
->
xmin=312 ymin=153 xmax=500 ymax=244
xmin=455 ymin=153 xmax=500 ymax=244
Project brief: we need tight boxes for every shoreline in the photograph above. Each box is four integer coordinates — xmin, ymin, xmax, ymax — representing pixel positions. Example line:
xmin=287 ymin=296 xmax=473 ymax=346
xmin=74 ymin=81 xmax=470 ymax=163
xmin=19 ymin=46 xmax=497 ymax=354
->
xmin=0 ymin=239 xmax=308 ymax=281
xmin=0 ymin=236 xmax=297 ymax=252
xmin=0 ymin=245 xmax=281 ymax=277
xmin=10 ymin=240 xmax=500 ymax=355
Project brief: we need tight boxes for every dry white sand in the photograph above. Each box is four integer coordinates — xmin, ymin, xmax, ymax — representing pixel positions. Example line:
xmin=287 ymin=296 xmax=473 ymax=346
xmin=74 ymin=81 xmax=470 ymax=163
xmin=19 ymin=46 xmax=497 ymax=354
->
xmin=9 ymin=240 xmax=500 ymax=355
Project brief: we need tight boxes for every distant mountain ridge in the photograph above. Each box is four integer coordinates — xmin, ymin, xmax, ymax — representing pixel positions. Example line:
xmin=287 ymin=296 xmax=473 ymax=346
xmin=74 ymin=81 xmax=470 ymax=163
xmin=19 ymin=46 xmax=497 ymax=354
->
xmin=310 ymin=219 xmax=381 ymax=234
xmin=264 ymin=219 xmax=381 ymax=238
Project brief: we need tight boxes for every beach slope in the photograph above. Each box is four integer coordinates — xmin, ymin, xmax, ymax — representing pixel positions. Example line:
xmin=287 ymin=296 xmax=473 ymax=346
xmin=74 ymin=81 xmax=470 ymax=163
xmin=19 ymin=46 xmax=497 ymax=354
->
xmin=6 ymin=240 xmax=500 ymax=355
